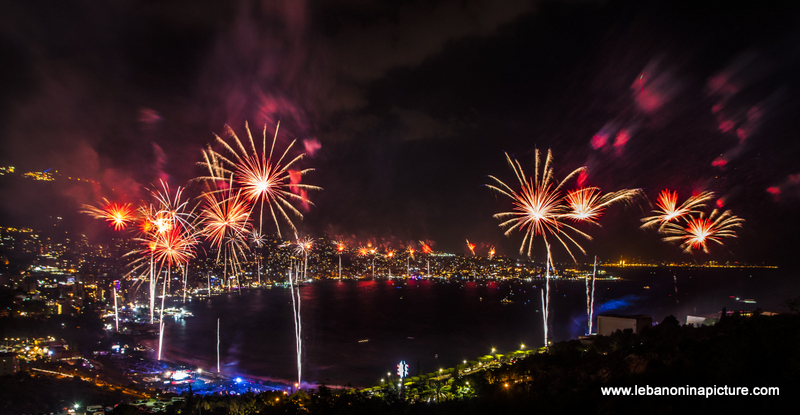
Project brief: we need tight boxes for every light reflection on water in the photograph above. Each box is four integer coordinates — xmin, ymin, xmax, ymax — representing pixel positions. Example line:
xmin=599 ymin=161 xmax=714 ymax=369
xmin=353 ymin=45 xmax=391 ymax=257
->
xmin=161 ymin=268 xmax=793 ymax=387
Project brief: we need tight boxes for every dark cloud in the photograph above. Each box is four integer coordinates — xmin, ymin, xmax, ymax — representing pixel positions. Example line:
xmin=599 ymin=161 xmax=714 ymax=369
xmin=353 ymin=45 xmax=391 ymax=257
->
xmin=1 ymin=0 xmax=799 ymax=264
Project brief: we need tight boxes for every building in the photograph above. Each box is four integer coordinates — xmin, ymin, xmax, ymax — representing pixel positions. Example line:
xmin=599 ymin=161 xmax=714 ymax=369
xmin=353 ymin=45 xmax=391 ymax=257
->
xmin=686 ymin=314 xmax=719 ymax=326
xmin=597 ymin=314 xmax=652 ymax=336
xmin=0 ymin=352 xmax=19 ymax=376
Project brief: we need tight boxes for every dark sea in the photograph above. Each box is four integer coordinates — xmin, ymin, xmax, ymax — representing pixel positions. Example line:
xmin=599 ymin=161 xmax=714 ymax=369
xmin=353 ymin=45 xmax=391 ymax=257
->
xmin=159 ymin=267 xmax=797 ymax=388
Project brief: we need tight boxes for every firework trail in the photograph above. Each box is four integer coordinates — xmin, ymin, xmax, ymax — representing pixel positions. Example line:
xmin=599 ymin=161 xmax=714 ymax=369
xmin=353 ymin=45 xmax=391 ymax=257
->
xmin=82 ymin=199 xmax=134 ymax=329
xmin=563 ymin=187 xmax=641 ymax=336
xmin=487 ymin=150 xmax=641 ymax=345
xmin=419 ymin=241 xmax=433 ymax=276
xmin=640 ymin=190 xmax=714 ymax=231
xmin=158 ymin=270 xmax=167 ymax=360
xmin=486 ymin=150 xmax=587 ymax=346
xmin=283 ymin=236 xmax=313 ymax=388
xmin=386 ymin=249 xmax=395 ymax=278
xmin=124 ymin=182 xmax=197 ymax=324
xmin=287 ymin=257 xmax=303 ymax=387
xmin=661 ymin=208 xmax=744 ymax=253
xmin=488 ymin=246 xmax=495 ymax=260
xmin=369 ymin=246 xmax=377 ymax=278
xmin=673 ymin=273 xmax=679 ymax=304
xmin=353 ymin=245 xmax=366 ymax=276
xmin=198 ymin=183 xmax=252 ymax=293
xmin=466 ymin=240 xmax=476 ymax=256
xmin=294 ymin=236 xmax=314 ymax=281
xmin=335 ymin=241 xmax=345 ymax=279
xmin=120 ymin=182 xmax=198 ymax=359
xmin=148 ymin=185 xmax=197 ymax=361
xmin=217 ymin=318 xmax=221 ymax=373
xmin=250 ymin=230 xmax=266 ymax=285
xmin=198 ymin=121 xmax=321 ymax=238
xmin=586 ymin=256 xmax=598 ymax=335
xmin=406 ymin=246 xmax=415 ymax=277
xmin=182 ymin=264 xmax=189 ymax=303
xmin=540 ymin=273 xmax=547 ymax=347
xmin=81 ymin=199 xmax=136 ymax=231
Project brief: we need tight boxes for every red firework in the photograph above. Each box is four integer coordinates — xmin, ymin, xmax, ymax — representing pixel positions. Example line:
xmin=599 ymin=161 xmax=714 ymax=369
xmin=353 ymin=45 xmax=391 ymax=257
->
xmin=662 ymin=209 xmax=744 ymax=253
xmin=641 ymin=189 xmax=713 ymax=232
xmin=199 ymin=122 xmax=321 ymax=238
xmin=82 ymin=199 xmax=135 ymax=231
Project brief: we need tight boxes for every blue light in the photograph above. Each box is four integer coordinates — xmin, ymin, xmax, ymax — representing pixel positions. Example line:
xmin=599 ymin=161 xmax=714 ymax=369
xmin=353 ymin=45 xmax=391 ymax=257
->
xmin=235 ymin=377 xmax=242 ymax=383
xmin=596 ymin=294 xmax=641 ymax=312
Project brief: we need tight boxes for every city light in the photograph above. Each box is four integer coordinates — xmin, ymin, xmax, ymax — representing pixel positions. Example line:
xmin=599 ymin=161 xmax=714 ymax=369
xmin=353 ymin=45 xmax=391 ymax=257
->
xmin=1 ymin=1 xmax=790 ymax=412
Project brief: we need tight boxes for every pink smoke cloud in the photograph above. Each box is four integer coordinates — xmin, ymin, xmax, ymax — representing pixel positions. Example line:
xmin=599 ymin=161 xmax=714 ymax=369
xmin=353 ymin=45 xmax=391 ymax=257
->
xmin=718 ymin=120 xmax=735 ymax=133
xmin=766 ymin=173 xmax=800 ymax=201
xmin=630 ymin=59 xmax=682 ymax=115
xmin=303 ymin=138 xmax=321 ymax=156
xmin=152 ymin=142 xmax=170 ymax=184
xmin=590 ymin=132 xmax=608 ymax=150
xmin=613 ymin=129 xmax=630 ymax=148
xmin=288 ymin=169 xmax=309 ymax=211
xmin=576 ymin=170 xmax=589 ymax=187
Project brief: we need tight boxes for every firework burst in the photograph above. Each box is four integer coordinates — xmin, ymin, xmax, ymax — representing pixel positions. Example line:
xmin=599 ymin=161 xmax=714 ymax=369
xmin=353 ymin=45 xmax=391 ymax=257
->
xmin=564 ymin=187 xmax=643 ymax=224
xmin=151 ymin=227 xmax=197 ymax=269
xmin=119 ymin=182 xmax=198 ymax=361
xmin=198 ymin=122 xmax=321 ymax=238
xmin=662 ymin=209 xmax=744 ymax=253
xmin=199 ymin=189 xmax=252 ymax=249
xmin=82 ymin=199 xmax=136 ymax=231
xmin=294 ymin=236 xmax=314 ymax=266
xmin=487 ymin=149 xmax=640 ymax=346
xmin=417 ymin=241 xmax=434 ymax=276
xmin=124 ymin=182 xmax=199 ymax=324
xmin=198 ymin=185 xmax=253 ymax=292
xmin=466 ymin=240 xmax=476 ymax=256
xmin=150 ymin=225 xmax=197 ymax=361
xmin=250 ymin=230 xmax=266 ymax=247
xmin=406 ymin=245 xmax=415 ymax=277
xmin=419 ymin=241 xmax=433 ymax=255
xmin=486 ymin=150 xmax=590 ymax=261
xmin=640 ymin=189 xmax=714 ymax=231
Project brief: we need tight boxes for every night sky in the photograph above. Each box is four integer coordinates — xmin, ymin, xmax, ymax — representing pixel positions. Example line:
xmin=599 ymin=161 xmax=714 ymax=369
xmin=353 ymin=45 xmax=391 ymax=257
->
xmin=1 ymin=0 xmax=799 ymax=266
